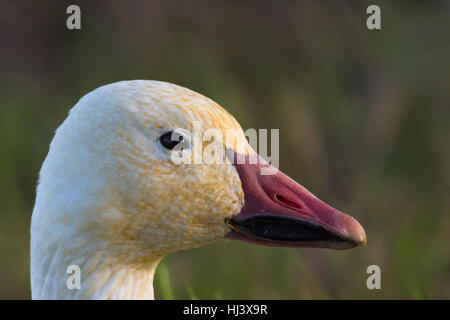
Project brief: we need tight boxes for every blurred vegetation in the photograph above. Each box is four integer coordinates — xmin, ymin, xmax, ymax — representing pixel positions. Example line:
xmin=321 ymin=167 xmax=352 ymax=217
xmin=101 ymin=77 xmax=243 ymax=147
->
xmin=0 ymin=1 xmax=449 ymax=299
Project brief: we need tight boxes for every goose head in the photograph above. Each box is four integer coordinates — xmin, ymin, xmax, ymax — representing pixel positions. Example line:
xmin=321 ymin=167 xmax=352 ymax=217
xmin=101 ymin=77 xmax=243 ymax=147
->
xmin=30 ymin=80 xmax=366 ymax=299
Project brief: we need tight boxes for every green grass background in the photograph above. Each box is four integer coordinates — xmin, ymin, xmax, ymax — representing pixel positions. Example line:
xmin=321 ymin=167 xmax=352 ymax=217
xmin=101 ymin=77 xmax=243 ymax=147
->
xmin=0 ymin=1 xmax=448 ymax=299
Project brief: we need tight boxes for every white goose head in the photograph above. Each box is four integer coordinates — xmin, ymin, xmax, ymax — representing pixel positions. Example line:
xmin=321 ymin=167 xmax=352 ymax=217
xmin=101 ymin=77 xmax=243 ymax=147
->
xmin=30 ymin=80 xmax=366 ymax=299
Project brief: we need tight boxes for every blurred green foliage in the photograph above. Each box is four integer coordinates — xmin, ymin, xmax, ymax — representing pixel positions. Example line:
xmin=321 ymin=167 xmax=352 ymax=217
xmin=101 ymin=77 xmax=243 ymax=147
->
xmin=0 ymin=1 xmax=448 ymax=299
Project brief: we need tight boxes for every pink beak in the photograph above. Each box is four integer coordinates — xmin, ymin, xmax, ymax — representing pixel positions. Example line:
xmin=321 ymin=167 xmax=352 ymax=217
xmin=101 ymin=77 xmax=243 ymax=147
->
xmin=225 ymin=150 xmax=367 ymax=250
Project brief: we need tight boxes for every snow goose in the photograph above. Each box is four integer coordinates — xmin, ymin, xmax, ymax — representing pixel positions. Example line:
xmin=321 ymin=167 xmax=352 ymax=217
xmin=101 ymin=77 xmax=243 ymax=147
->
xmin=30 ymin=80 xmax=366 ymax=299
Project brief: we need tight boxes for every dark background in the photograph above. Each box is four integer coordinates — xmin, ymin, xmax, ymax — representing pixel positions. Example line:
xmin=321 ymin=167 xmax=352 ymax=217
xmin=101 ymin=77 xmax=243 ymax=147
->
xmin=0 ymin=1 xmax=448 ymax=299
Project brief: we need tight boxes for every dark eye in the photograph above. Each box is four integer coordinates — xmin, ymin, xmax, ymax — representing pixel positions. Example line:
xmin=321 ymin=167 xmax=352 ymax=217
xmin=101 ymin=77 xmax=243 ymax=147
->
xmin=159 ymin=131 xmax=185 ymax=150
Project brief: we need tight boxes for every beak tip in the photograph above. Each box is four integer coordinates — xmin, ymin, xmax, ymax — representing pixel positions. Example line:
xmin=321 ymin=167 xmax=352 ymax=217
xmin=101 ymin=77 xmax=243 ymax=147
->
xmin=354 ymin=233 xmax=367 ymax=247
xmin=345 ymin=217 xmax=367 ymax=247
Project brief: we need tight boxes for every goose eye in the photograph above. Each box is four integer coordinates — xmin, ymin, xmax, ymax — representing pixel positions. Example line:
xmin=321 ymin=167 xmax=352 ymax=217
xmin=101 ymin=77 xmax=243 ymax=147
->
xmin=159 ymin=131 xmax=185 ymax=150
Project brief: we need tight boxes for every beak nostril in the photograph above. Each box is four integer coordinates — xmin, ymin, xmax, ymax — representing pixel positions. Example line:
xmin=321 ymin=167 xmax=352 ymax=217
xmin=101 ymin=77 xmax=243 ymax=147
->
xmin=274 ymin=194 xmax=303 ymax=211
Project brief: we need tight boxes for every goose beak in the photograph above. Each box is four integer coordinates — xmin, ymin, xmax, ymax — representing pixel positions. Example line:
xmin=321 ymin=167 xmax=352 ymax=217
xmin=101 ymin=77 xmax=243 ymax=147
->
xmin=225 ymin=150 xmax=367 ymax=249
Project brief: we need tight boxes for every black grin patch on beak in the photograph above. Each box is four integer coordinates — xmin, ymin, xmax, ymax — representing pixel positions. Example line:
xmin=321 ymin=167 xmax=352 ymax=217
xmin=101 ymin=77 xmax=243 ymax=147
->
xmin=225 ymin=215 xmax=347 ymax=243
